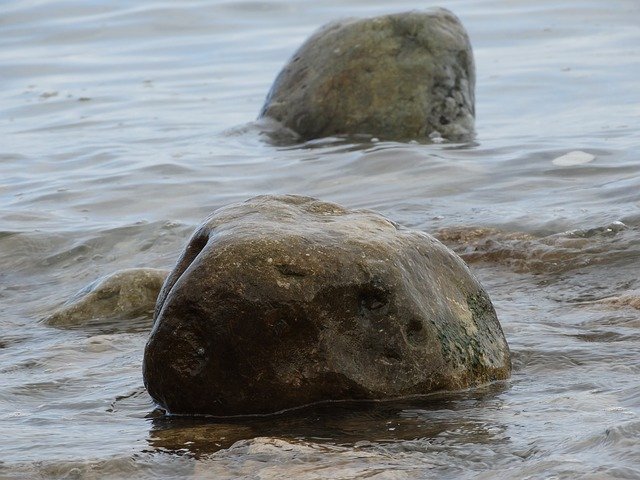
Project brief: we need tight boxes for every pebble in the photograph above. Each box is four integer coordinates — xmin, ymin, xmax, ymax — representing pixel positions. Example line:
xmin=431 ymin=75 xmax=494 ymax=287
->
xmin=552 ymin=150 xmax=596 ymax=166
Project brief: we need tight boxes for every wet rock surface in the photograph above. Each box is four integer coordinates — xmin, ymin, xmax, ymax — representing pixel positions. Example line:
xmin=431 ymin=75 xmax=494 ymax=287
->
xmin=46 ymin=268 xmax=168 ymax=327
xmin=143 ymin=195 xmax=510 ymax=416
xmin=259 ymin=8 xmax=475 ymax=142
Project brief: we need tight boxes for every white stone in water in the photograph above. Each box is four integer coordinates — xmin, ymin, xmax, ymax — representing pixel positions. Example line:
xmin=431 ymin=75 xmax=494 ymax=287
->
xmin=552 ymin=150 xmax=596 ymax=166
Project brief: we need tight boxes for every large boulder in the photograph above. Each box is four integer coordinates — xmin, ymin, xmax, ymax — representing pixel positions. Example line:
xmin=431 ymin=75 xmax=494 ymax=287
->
xmin=143 ymin=195 xmax=510 ymax=416
xmin=259 ymin=8 xmax=475 ymax=142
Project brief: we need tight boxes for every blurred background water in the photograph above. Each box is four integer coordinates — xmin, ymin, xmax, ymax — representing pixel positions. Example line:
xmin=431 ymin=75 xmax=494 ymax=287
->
xmin=1 ymin=0 xmax=639 ymax=478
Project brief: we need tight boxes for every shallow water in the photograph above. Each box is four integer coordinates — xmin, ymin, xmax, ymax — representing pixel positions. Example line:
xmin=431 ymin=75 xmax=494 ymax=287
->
xmin=1 ymin=0 xmax=639 ymax=478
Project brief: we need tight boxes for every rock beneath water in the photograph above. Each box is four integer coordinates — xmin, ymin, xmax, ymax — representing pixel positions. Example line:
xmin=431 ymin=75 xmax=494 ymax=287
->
xmin=259 ymin=8 xmax=475 ymax=142
xmin=149 ymin=422 xmax=256 ymax=455
xmin=143 ymin=195 xmax=510 ymax=416
xmin=46 ymin=268 xmax=169 ymax=327
xmin=594 ymin=293 xmax=640 ymax=310
xmin=436 ymin=222 xmax=633 ymax=275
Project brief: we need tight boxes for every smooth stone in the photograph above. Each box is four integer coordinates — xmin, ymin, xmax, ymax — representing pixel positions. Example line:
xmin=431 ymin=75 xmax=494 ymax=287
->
xmin=46 ymin=268 xmax=169 ymax=327
xmin=143 ymin=195 xmax=510 ymax=416
xmin=552 ymin=150 xmax=596 ymax=166
xmin=259 ymin=8 xmax=475 ymax=142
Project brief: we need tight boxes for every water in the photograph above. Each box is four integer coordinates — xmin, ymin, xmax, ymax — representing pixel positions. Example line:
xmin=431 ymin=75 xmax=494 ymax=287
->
xmin=1 ymin=0 xmax=639 ymax=478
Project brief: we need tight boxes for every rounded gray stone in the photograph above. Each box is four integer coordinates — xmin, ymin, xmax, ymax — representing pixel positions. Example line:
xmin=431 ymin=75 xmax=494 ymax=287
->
xmin=46 ymin=268 xmax=168 ymax=327
xmin=143 ymin=195 xmax=510 ymax=416
xmin=259 ymin=8 xmax=475 ymax=142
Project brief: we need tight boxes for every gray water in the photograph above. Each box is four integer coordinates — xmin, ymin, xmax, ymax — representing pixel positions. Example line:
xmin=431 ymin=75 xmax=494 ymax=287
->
xmin=1 ymin=0 xmax=639 ymax=478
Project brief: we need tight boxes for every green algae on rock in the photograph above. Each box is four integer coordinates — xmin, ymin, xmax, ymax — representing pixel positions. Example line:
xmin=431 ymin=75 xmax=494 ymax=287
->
xmin=143 ymin=195 xmax=510 ymax=416
xmin=259 ymin=8 xmax=475 ymax=142
xmin=46 ymin=268 xmax=168 ymax=327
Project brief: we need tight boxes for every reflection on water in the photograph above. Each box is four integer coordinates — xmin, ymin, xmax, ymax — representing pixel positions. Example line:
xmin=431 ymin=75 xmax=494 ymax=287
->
xmin=148 ymin=384 xmax=509 ymax=457
xmin=1 ymin=0 xmax=639 ymax=478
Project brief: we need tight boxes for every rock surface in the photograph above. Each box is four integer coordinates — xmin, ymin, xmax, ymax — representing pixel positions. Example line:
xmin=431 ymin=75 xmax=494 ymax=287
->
xmin=46 ymin=268 xmax=168 ymax=327
xmin=259 ymin=8 xmax=475 ymax=142
xmin=143 ymin=195 xmax=510 ymax=416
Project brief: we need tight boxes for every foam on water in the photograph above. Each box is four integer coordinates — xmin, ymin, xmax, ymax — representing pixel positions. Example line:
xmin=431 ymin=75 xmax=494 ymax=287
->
xmin=1 ymin=0 xmax=639 ymax=478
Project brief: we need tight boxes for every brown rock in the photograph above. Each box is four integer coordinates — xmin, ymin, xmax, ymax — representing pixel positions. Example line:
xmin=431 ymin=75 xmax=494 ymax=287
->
xmin=259 ymin=8 xmax=475 ymax=142
xmin=143 ymin=195 xmax=510 ymax=416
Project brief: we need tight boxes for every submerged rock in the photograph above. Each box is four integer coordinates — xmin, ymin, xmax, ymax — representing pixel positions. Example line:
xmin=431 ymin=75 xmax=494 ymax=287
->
xmin=259 ymin=8 xmax=475 ymax=142
xmin=46 ymin=268 xmax=168 ymax=327
xmin=436 ymin=222 xmax=634 ymax=275
xmin=149 ymin=422 xmax=255 ymax=456
xmin=594 ymin=293 xmax=640 ymax=310
xmin=143 ymin=195 xmax=510 ymax=416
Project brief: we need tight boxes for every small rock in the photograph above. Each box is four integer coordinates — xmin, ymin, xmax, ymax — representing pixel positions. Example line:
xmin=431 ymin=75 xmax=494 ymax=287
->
xmin=595 ymin=293 xmax=640 ymax=310
xmin=46 ymin=268 xmax=169 ymax=327
xmin=552 ymin=151 xmax=596 ymax=166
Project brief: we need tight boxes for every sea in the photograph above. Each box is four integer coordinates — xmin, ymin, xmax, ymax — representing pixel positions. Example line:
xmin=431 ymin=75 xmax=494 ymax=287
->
xmin=1 ymin=0 xmax=639 ymax=478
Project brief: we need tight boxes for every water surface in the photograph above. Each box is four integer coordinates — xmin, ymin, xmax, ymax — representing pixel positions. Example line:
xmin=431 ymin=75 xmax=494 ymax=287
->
xmin=1 ymin=0 xmax=639 ymax=478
